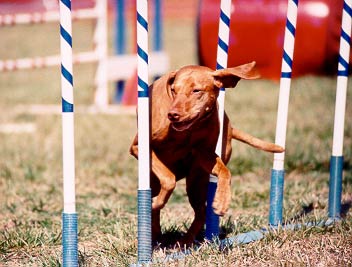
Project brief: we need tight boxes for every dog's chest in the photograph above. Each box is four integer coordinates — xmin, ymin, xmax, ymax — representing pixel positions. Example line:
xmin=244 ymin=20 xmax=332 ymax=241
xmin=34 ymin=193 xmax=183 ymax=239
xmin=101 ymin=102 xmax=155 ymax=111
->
xmin=152 ymin=126 xmax=217 ymax=160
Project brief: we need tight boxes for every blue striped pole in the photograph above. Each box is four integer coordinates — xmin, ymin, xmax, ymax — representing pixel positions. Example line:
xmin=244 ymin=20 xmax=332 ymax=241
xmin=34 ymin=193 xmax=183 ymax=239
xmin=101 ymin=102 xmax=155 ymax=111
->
xmin=136 ymin=0 xmax=152 ymax=264
xmin=59 ymin=0 xmax=78 ymax=266
xmin=269 ymin=0 xmax=299 ymax=226
xmin=329 ymin=0 xmax=352 ymax=219
xmin=205 ymin=0 xmax=232 ymax=241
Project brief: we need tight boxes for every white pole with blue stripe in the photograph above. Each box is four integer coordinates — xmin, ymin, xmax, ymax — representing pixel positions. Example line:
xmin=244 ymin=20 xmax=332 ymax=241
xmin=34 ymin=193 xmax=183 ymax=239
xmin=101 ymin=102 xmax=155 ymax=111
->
xmin=206 ymin=0 xmax=232 ymax=240
xmin=269 ymin=0 xmax=298 ymax=226
xmin=136 ymin=0 xmax=152 ymax=264
xmin=329 ymin=0 xmax=352 ymax=219
xmin=60 ymin=0 xmax=78 ymax=266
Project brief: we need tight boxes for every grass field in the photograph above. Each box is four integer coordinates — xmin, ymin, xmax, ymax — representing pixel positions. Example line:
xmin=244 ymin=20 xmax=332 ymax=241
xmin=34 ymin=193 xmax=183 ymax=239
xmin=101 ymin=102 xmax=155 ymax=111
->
xmin=1 ymin=13 xmax=352 ymax=267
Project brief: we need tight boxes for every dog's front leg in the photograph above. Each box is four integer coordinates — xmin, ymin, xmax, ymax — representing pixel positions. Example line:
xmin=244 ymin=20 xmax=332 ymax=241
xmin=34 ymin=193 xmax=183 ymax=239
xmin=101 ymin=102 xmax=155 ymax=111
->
xmin=194 ymin=151 xmax=232 ymax=216
xmin=150 ymin=151 xmax=176 ymax=210
xmin=130 ymin=136 xmax=176 ymax=210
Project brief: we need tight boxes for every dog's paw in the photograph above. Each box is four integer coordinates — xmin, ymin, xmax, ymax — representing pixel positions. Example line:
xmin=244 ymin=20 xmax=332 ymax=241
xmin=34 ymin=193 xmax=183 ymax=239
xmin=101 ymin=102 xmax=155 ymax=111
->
xmin=152 ymin=196 xmax=165 ymax=210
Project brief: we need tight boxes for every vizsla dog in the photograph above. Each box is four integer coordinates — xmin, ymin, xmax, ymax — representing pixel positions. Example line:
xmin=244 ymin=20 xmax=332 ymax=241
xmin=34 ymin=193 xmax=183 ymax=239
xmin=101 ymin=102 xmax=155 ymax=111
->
xmin=130 ymin=61 xmax=284 ymax=246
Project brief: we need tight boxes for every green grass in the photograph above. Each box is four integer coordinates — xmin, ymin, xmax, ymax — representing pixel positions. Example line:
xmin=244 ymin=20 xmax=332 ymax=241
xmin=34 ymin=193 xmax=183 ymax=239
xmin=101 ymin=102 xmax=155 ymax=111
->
xmin=1 ymin=13 xmax=352 ymax=267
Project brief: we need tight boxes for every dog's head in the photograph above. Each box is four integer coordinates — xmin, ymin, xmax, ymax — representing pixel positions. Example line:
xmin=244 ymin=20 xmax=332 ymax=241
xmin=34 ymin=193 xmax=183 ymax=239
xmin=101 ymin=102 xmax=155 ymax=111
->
xmin=166 ymin=61 xmax=260 ymax=131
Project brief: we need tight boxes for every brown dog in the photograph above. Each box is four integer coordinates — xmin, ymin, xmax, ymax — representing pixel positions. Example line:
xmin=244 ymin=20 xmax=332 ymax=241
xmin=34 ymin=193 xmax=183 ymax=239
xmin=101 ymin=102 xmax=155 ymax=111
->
xmin=130 ymin=62 xmax=284 ymax=245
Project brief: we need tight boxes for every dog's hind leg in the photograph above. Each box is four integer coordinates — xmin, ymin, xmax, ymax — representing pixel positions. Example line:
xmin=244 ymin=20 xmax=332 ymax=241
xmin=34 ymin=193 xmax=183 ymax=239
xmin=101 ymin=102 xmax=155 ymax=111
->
xmin=193 ymin=150 xmax=232 ymax=216
xmin=179 ymin=166 xmax=209 ymax=246
xmin=150 ymin=173 xmax=162 ymax=243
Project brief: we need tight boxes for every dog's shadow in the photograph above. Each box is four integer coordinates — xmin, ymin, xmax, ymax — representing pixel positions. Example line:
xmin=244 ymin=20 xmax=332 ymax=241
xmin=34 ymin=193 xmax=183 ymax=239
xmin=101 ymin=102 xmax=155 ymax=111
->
xmin=155 ymin=200 xmax=352 ymax=250
xmin=154 ymin=230 xmax=205 ymax=249
xmin=154 ymin=224 xmax=234 ymax=250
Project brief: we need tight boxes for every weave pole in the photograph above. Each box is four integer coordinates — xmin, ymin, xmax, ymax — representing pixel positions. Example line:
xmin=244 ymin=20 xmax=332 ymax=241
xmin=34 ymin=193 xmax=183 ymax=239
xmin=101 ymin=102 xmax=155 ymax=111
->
xmin=60 ymin=0 xmax=78 ymax=266
xmin=205 ymin=0 xmax=232 ymax=240
xmin=136 ymin=0 xmax=152 ymax=264
xmin=269 ymin=0 xmax=299 ymax=226
xmin=329 ymin=0 xmax=352 ymax=219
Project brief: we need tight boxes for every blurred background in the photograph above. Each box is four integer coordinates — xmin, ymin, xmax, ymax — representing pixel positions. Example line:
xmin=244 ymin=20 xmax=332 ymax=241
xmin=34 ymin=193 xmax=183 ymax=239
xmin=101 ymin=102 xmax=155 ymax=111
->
xmin=0 ymin=0 xmax=347 ymax=107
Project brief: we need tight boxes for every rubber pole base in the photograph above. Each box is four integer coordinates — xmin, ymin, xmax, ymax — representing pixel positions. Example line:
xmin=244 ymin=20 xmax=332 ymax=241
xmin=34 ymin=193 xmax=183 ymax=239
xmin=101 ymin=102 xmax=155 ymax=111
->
xmin=269 ymin=169 xmax=285 ymax=226
xmin=62 ymin=212 xmax=78 ymax=267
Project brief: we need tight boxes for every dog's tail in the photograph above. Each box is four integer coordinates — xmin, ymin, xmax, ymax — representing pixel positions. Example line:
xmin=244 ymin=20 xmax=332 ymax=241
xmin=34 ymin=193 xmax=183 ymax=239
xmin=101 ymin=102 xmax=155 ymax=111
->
xmin=231 ymin=128 xmax=284 ymax=153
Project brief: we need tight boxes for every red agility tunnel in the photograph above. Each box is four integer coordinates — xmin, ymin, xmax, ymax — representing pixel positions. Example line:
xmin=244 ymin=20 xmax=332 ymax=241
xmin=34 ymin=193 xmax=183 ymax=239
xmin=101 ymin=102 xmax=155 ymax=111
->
xmin=198 ymin=0 xmax=347 ymax=79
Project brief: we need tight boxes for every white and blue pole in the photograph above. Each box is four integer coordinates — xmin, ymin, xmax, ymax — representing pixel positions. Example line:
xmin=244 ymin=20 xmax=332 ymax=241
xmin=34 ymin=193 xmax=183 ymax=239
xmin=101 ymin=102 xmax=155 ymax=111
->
xmin=205 ymin=0 xmax=232 ymax=240
xmin=269 ymin=0 xmax=299 ymax=226
xmin=60 ymin=0 xmax=78 ymax=266
xmin=136 ymin=0 xmax=152 ymax=264
xmin=329 ymin=0 xmax=351 ymax=219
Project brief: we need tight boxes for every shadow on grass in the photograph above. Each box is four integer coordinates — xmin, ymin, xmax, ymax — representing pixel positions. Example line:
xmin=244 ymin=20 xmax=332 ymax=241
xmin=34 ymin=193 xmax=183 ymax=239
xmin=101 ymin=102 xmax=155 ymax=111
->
xmin=341 ymin=201 xmax=351 ymax=218
xmin=289 ymin=203 xmax=315 ymax=222
xmin=154 ymin=220 xmax=237 ymax=250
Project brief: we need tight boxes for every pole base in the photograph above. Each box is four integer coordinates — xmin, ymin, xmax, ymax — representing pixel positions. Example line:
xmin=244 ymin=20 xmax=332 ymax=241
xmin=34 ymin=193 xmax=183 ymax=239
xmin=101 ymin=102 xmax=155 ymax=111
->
xmin=269 ymin=169 xmax=285 ymax=226
xmin=328 ymin=156 xmax=344 ymax=219
xmin=205 ymin=181 xmax=220 ymax=240
xmin=62 ymin=212 xmax=78 ymax=267
xmin=137 ymin=189 xmax=152 ymax=264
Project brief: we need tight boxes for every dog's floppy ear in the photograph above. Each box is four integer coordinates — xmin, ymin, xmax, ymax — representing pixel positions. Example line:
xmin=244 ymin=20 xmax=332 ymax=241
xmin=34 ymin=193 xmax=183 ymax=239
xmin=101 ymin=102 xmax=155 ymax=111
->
xmin=212 ymin=61 xmax=260 ymax=89
xmin=166 ymin=70 xmax=177 ymax=97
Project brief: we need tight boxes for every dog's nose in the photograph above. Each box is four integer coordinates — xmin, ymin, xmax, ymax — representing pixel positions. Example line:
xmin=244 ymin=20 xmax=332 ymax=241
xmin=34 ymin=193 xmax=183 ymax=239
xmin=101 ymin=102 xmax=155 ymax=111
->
xmin=168 ymin=111 xmax=180 ymax=122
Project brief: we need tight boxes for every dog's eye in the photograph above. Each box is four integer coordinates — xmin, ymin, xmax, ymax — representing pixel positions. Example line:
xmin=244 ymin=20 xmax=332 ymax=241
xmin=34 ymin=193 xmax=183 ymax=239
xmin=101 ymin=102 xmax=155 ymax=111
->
xmin=192 ymin=89 xmax=202 ymax=94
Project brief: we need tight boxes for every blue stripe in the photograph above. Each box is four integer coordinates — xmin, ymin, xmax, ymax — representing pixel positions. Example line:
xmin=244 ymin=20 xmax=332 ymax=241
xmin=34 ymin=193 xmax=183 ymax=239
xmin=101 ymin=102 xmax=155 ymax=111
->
xmin=137 ymin=45 xmax=148 ymax=63
xmin=62 ymin=98 xmax=74 ymax=112
xmin=218 ymin=38 xmax=229 ymax=53
xmin=61 ymin=0 xmax=71 ymax=10
xmin=138 ymin=77 xmax=149 ymax=97
xmin=220 ymin=10 xmax=230 ymax=26
xmin=286 ymin=19 xmax=296 ymax=36
xmin=292 ymin=0 xmax=299 ymax=6
xmin=341 ymin=29 xmax=351 ymax=44
xmin=60 ymin=25 xmax=72 ymax=47
xmin=338 ymin=55 xmax=349 ymax=76
xmin=216 ymin=63 xmax=224 ymax=70
xmin=138 ymin=91 xmax=149 ymax=98
xmin=61 ymin=64 xmax=73 ymax=85
xmin=344 ymin=1 xmax=352 ymax=17
xmin=281 ymin=72 xmax=292 ymax=78
xmin=283 ymin=51 xmax=293 ymax=68
xmin=137 ymin=12 xmax=148 ymax=30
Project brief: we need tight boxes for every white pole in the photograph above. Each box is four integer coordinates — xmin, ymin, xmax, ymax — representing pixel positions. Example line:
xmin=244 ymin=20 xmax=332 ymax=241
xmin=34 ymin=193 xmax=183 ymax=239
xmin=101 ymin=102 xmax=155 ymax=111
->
xmin=136 ymin=0 xmax=152 ymax=263
xmin=205 ymin=0 xmax=232 ymax=240
xmin=272 ymin=0 xmax=298 ymax=171
xmin=269 ymin=0 xmax=299 ymax=226
xmin=60 ymin=0 xmax=78 ymax=266
xmin=332 ymin=0 xmax=351 ymax=157
xmin=328 ymin=0 xmax=351 ymax=219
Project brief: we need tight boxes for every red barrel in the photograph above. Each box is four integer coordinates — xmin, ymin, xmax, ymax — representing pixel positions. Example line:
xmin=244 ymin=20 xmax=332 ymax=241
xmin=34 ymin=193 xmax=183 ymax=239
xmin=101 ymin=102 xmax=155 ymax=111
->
xmin=198 ymin=0 xmax=345 ymax=79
